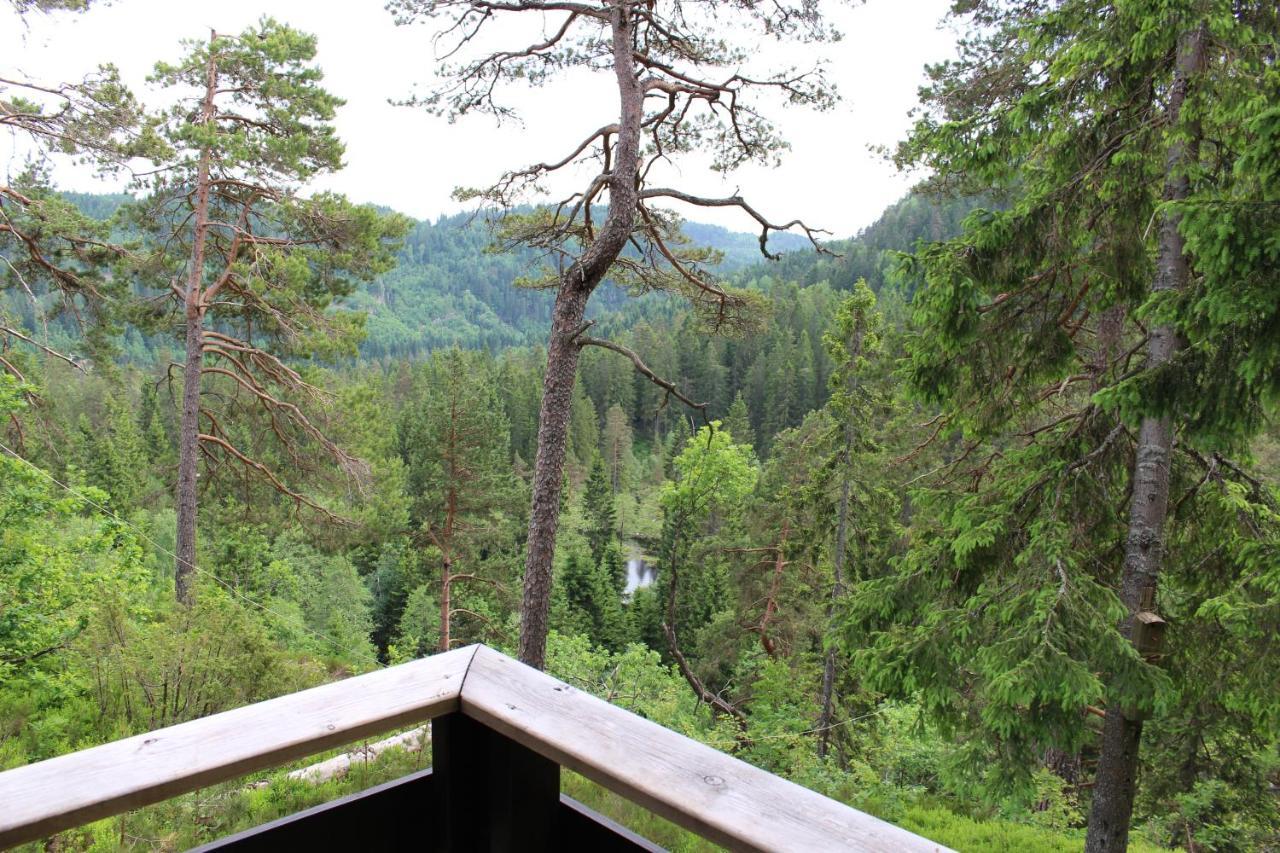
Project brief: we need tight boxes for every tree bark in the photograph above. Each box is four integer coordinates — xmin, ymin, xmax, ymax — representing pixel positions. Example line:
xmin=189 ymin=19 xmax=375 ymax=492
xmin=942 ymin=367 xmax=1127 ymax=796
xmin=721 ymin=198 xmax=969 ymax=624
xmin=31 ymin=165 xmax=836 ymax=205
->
xmin=174 ymin=35 xmax=218 ymax=606
xmin=757 ymin=521 xmax=788 ymax=658
xmin=517 ymin=2 xmax=642 ymax=669
xmin=1085 ymin=24 xmax=1205 ymax=853
xmin=439 ymin=554 xmax=452 ymax=653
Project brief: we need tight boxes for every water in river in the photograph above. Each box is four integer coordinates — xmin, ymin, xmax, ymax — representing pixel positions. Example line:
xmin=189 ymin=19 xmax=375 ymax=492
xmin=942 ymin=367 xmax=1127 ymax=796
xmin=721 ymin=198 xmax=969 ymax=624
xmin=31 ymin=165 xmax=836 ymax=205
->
xmin=624 ymin=555 xmax=656 ymax=596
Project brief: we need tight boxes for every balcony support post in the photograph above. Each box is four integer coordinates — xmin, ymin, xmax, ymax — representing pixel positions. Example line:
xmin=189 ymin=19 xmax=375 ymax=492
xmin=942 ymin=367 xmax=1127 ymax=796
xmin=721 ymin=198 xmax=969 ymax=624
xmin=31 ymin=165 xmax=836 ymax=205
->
xmin=432 ymin=711 xmax=559 ymax=852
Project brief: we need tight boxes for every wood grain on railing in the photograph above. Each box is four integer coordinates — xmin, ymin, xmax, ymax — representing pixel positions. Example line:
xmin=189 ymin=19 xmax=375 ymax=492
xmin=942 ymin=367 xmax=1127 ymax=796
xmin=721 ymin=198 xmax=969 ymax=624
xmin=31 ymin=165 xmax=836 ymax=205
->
xmin=462 ymin=646 xmax=949 ymax=853
xmin=0 ymin=643 xmax=952 ymax=852
xmin=0 ymin=645 xmax=475 ymax=849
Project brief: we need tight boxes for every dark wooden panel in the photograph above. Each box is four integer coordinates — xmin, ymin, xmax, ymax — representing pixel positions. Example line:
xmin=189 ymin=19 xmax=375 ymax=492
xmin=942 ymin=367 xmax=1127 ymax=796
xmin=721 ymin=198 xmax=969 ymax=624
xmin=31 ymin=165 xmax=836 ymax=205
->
xmin=558 ymin=795 xmax=666 ymax=852
xmin=432 ymin=710 xmax=561 ymax=852
xmin=190 ymin=768 xmax=664 ymax=852
xmin=190 ymin=768 xmax=434 ymax=852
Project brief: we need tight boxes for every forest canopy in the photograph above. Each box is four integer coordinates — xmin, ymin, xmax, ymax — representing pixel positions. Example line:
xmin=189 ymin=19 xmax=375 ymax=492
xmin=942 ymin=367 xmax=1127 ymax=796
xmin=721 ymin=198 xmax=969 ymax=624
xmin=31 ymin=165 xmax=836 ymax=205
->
xmin=0 ymin=1 xmax=1277 ymax=851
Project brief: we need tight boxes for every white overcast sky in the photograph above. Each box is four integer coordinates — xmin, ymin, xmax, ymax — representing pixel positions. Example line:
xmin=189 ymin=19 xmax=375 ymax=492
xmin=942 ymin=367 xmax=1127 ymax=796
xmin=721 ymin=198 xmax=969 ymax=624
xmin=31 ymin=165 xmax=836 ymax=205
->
xmin=1 ymin=0 xmax=956 ymax=237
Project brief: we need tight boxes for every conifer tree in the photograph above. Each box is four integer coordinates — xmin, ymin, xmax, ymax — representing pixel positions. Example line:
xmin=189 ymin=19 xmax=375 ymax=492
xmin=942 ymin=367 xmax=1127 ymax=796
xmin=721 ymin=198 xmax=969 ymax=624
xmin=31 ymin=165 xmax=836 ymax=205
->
xmin=600 ymin=539 xmax=627 ymax=598
xmin=76 ymin=392 xmax=147 ymax=511
xmin=760 ymin=339 xmax=799 ymax=452
xmin=556 ymin=544 xmax=627 ymax=650
xmin=580 ymin=453 xmax=617 ymax=568
xmin=129 ymin=20 xmax=407 ymax=603
xmin=850 ymin=3 xmax=1280 ymax=848
xmin=138 ymin=378 xmax=173 ymax=462
xmin=723 ymin=392 xmax=755 ymax=450
xmin=396 ymin=348 xmax=519 ymax=651
xmin=0 ymin=0 xmax=160 ymax=371
xmin=391 ymin=0 xmax=841 ymax=668
xmin=568 ymin=385 xmax=600 ymax=471
xmin=816 ymin=280 xmax=892 ymax=758
xmin=600 ymin=403 xmax=634 ymax=492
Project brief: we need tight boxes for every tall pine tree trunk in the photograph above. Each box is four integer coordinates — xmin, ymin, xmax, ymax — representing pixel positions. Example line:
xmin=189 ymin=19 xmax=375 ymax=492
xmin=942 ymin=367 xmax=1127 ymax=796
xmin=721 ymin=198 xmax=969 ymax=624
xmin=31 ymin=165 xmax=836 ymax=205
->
xmin=174 ymin=39 xmax=217 ymax=606
xmin=1085 ymin=25 xmax=1205 ymax=852
xmin=517 ymin=3 xmax=642 ymax=668
xmin=439 ymin=554 xmax=452 ymax=652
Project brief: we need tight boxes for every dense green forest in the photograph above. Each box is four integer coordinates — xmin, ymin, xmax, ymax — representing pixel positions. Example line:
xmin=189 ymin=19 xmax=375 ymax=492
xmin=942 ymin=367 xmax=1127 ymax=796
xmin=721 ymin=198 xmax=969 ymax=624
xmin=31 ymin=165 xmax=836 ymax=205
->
xmin=2 ymin=1 xmax=1278 ymax=851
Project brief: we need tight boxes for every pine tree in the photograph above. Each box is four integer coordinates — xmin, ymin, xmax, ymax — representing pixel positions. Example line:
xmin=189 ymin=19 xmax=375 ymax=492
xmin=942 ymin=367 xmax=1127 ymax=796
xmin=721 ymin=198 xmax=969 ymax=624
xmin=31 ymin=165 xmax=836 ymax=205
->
xmin=391 ymin=0 xmax=839 ymax=668
xmin=396 ymin=348 xmax=518 ymax=651
xmin=0 ymin=1 xmax=160 ymax=370
xmin=132 ymin=20 xmax=407 ymax=603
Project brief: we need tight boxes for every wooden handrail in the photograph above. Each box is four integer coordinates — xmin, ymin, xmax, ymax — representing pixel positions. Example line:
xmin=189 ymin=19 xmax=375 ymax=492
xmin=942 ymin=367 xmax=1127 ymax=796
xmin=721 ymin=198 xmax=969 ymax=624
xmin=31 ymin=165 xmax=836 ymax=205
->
xmin=0 ymin=644 xmax=952 ymax=852
xmin=465 ymin=646 xmax=945 ymax=852
xmin=0 ymin=645 xmax=474 ymax=848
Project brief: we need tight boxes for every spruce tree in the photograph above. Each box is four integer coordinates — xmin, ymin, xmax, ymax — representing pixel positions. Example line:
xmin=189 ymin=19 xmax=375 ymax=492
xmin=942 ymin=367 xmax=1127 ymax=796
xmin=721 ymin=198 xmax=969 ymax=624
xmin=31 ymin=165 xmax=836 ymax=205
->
xmin=848 ymin=3 xmax=1280 ymax=849
xmin=396 ymin=348 xmax=519 ymax=651
xmin=816 ymin=281 xmax=894 ymax=758
xmin=600 ymin=403 xmax=635 ymax=492
xmin=581 ymin=453 xmax=617 ymax=569
xmin=556 ymin=545 xmax=627 ymax=651
xmin=723 ymin=392 xmax=755 ymax=449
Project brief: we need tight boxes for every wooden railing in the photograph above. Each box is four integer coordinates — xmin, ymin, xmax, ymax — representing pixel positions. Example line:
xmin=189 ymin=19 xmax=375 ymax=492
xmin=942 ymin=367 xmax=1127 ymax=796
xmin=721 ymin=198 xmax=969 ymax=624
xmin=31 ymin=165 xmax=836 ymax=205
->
xmin=0 ymin=645 xmax=952 ymax=852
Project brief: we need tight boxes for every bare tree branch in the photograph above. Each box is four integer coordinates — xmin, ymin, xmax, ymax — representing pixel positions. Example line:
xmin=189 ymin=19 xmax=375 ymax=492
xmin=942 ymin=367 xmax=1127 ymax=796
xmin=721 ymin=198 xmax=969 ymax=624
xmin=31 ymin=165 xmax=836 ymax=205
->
xmin=640 ymin=187 xmax=833 ymax=259
xmin=575 ymin=325 xmax=709 ymax=420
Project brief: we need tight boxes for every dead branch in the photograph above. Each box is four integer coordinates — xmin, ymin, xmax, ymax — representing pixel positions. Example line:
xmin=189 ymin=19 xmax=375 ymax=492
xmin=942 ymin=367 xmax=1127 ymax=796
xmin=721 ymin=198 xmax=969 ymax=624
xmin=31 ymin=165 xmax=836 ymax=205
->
xmin=0 ymin=325 xmax=84 ymax=371
xmin=639 ymin=187 xmax=832 ymax=260
xmin=575 ymin=326 xmax=708 ymax=420
xmin=662 ymin=621 xmax=749 ymax=730
xmin=197 ymin=432 xmax=349 ymax=525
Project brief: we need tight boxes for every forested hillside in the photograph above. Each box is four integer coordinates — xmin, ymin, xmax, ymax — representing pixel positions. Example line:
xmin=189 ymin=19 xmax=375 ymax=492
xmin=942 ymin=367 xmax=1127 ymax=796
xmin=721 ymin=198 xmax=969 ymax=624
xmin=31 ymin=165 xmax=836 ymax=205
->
xmin=30 ymin=197 xmax=815 ymax=358
xmin=2 ymin=1 xmax=1277 ymax=852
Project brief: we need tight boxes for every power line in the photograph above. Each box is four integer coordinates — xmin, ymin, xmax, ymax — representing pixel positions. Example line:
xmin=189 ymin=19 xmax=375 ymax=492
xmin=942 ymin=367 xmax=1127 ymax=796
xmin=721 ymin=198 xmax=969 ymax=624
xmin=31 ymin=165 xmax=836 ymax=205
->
xmin=0 ymin=440 xmax=385 ymax=669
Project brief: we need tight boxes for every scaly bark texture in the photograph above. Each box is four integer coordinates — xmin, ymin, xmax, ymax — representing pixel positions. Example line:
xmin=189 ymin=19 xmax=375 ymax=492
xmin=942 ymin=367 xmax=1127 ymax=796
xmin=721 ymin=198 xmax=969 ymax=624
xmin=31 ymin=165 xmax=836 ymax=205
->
xmin=1085 ymin=24 xmax=1206 ymax=852
xmin=173 ymin=36 xmax=218 ymax=606
xmin=517 ymin=3 xmax=642 ymax=668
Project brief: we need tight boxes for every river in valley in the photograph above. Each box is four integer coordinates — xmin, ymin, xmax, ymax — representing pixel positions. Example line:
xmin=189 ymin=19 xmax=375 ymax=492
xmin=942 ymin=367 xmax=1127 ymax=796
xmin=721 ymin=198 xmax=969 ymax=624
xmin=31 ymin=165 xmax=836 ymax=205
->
xmin=623 ymin=553 xmax=656 ymax=596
